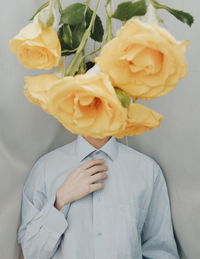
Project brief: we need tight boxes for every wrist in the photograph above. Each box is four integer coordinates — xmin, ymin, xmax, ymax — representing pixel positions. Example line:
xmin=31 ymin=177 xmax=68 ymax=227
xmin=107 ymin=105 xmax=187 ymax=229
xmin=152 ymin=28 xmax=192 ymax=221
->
xmin=54 ymin=189 xmax=72 ymax=210
xmin=54 ymin=190 xmax=66 ymax=210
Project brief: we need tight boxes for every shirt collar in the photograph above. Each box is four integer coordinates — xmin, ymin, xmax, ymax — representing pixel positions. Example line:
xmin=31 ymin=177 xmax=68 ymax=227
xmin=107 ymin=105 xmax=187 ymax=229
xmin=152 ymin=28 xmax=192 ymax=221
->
xmin=75 ymin=135 xmax=118 ymax=162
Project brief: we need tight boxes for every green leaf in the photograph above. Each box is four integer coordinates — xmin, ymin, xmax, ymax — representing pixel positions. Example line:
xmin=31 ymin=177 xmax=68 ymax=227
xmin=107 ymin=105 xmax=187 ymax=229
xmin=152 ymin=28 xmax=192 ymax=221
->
xmin=92 ymin=15 xmax=104 ymax=42
xmin=58 ymin=23 xmax=87 ymax=56
xmin=60 ymin=3 xmax=87 ymax=25
xmin=59 ymin=3 xmax=103 ymax=43
xmin=114 ymin=87 xmax=130 ymax=108
xmin=168 ymin=9 xmax=193 ymax=26
xmin=29 ymin=1 xmax=49 ymax=21
xmin=71 ymin=23 xmax=86 ymax=48
xmin=58 ymin=24 xmax=74 ymax=56
xmin=85 ymin=8 xmax=104 ymax=42
xmin=62 ymin=25 xmax=73 ymax=48
xmin=113 ymin=0 xmax=147 ymax=21
xmin=151 ymin=0 xmax=194 ymax=26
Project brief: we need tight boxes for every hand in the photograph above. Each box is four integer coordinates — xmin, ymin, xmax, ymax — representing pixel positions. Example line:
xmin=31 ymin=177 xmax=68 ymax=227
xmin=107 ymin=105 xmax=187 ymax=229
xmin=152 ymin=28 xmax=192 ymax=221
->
xmin=54 ymin=159 xmax=108 ymax=210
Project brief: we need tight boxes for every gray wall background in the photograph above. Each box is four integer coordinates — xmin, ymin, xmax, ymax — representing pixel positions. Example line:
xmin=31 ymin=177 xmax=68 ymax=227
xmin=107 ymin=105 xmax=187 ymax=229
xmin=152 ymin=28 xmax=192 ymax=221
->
xmin=0 ymin=0 xmax=199 ymax=259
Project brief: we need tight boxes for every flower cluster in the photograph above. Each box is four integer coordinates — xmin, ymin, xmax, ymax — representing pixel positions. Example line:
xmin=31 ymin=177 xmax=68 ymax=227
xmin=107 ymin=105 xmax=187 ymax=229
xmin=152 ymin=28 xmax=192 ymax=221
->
xmin=8 ymin=0 xmax=193 ymax=139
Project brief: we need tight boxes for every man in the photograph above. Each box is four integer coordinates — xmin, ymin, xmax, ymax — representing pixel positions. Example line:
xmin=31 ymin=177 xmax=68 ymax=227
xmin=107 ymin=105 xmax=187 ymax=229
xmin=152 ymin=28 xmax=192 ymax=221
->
xmin=17 ymin=134 xmax=180 ymax=259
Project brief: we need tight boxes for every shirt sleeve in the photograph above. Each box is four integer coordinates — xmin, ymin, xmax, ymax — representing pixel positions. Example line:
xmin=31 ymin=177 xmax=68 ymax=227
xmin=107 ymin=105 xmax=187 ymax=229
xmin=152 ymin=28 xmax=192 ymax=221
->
xmin=141 ymin=163 xmax=180 ymax=259
xmin=17 ymin=158 xmax=70 ymax=259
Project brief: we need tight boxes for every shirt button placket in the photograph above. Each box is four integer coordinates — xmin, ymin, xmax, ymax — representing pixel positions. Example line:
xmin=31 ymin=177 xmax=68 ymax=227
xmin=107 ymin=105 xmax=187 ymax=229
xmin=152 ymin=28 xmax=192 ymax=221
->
xmin=92 ymin=150 xmax=106 ymax=259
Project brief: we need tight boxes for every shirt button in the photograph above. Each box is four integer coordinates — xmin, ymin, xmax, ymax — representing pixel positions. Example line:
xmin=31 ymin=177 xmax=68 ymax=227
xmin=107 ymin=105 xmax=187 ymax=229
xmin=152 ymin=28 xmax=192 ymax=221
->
xmin=97 ymin=231 xmax=102 ymax=236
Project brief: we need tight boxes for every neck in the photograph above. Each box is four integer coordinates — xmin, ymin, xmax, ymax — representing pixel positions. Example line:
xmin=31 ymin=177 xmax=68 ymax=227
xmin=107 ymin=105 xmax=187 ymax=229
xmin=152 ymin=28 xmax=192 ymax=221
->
xmin=83 ymin=136 xmax=111 ymax=149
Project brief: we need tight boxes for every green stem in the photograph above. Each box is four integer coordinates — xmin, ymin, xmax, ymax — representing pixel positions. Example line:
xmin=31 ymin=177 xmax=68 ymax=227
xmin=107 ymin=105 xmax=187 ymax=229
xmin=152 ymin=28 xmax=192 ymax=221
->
xmin=80 ymin=46 xmax=101 ymax=61
xmin=142 ymin=0 xmax=160 ymax=24
xmin=79 ymin=49 xmax=86 ymax=74
xmin=65 ymin=0 xmax=101 ymax=76
xmin=49 ymin=0 xmax=54 ymax=13
xmin=49 ymin=0 xmax=53 ymax=7
xmin=85 ymin=0 xmax=91 ymax=5
xmin=54 ymin=0 xmax=63 ymax=14
xmin=29 ymin=1 xmax=49 ymax=21
xmin=103 ymin=0 xmax=113 ymax=43
xmin=150 ymin=0 xmax=167 ymax=10
xmin=61 ymin=48 xmax=78 ymax=54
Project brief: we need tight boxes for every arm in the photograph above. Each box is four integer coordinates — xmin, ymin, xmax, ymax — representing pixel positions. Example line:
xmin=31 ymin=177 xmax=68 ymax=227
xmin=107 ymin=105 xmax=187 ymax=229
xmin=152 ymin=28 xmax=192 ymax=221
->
xmin=17 ymin=159 xmax=70 ymax=259
xmin=141 ymin=163 xmax=180 ymax=259
xmin=18 ymin=157 xmax=108 ymax=259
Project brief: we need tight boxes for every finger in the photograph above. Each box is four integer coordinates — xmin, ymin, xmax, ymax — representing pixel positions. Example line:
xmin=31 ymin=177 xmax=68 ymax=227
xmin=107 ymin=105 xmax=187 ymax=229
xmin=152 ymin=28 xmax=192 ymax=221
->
xmin=86 ymin=165 xmax=108 ymax=176
xmin=80 ymin=159 xmax=105 ymax=170
xmin=89 ymin=182 xmax=105 ymax=193
xmin=89 ymin=172 xmax=108 ymax=184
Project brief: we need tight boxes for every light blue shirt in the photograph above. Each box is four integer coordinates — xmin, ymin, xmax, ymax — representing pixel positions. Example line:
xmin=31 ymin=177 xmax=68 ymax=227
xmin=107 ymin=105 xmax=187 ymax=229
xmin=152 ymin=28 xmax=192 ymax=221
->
xmin=17 ymin=135 xmax=179 ymax=259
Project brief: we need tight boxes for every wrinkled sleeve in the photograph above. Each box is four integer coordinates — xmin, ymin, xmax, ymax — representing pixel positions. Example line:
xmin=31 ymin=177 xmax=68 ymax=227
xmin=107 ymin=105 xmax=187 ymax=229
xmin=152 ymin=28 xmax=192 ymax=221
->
xmin=17 ymin=158 xmax=70 ymax=259
xmin=141 ymin=163 xmax=180 ymax=259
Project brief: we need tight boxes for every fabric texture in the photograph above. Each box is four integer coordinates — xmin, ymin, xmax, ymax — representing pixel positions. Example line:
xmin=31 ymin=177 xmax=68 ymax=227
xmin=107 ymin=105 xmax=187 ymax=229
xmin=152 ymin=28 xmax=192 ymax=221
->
xmin=17 ymin=135 xmax=179 ymax=259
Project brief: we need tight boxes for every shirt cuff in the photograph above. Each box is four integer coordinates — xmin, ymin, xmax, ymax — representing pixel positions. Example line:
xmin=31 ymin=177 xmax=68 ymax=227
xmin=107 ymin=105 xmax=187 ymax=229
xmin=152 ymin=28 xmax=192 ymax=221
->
xmin=60 ymin=204 xmax=71 ymax=217
xmin=42 ymin=194 xmax=69 ymax=236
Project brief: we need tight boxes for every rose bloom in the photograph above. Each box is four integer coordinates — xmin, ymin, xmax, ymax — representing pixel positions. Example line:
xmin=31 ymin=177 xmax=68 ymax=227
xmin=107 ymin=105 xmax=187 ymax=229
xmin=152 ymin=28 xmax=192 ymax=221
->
xmin=96 ymin=18 xmax=189 ymax=100
xmin=24 ymin=74 xmax=59 ymax=111
xmin=114 ymin=103 xmax=163 ymax=138
xmin=9 ymin=21 xmax=61 ymax=70
xmin=24 ymin=73 xmax=127 ymax=138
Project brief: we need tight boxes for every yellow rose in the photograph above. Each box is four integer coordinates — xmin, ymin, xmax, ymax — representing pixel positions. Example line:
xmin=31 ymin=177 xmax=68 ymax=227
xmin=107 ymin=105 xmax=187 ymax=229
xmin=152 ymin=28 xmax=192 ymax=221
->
xmin=114 ymin=103 xmax=163 ymax=138
xmin=46 ymin=73 xmax=127 ymax=138
xmin=9 ymin=21 xmax=61 ymax=70
xmin=24 ymin=74 xmax=59 ymax=111
xmin=96 ymin=18 xmax=189 ymax=100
